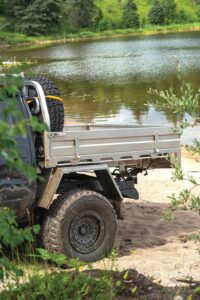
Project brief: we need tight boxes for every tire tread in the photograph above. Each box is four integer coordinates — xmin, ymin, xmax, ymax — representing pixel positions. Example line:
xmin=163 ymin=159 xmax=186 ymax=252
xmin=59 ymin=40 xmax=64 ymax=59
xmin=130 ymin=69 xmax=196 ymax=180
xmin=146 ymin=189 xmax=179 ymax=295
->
xmin=42 ymin=189 xmax=117 ymax=260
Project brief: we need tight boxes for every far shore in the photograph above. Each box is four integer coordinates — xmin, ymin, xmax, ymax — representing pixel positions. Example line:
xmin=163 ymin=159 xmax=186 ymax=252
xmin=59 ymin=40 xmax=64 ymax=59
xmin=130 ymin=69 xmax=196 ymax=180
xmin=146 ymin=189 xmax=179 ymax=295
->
xmin=0 ymin=23 xmax=200 ymax=49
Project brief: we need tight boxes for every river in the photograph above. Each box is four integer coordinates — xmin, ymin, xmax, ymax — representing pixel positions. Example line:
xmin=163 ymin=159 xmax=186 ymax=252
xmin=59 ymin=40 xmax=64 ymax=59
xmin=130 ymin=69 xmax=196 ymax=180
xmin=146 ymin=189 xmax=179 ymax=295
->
xmin=1 ymin=31 xmax=200 ymax=143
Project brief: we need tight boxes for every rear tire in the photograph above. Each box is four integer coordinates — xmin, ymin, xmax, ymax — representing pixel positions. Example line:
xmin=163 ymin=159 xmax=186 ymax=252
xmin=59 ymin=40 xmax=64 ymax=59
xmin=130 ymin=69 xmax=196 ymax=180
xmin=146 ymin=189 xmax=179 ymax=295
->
xmin=42 ymin=189 xmax=117 ymax=262
xmin=26 ymin=75 xmax=64 ymax=132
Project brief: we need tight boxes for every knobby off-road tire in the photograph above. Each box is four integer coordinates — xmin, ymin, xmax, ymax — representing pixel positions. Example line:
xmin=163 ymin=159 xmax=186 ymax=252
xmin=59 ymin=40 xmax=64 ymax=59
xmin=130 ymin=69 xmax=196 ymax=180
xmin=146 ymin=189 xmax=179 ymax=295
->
xmin=26 ymin=75 xmax=64 ymax=132
xmin=42 ymin=189 xmax=117 ymax=262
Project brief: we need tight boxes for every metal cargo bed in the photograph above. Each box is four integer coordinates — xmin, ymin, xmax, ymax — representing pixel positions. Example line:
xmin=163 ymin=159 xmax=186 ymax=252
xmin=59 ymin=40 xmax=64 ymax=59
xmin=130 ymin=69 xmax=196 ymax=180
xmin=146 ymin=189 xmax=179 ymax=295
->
xmin=44 ymin=124 xmax=181 ymax=168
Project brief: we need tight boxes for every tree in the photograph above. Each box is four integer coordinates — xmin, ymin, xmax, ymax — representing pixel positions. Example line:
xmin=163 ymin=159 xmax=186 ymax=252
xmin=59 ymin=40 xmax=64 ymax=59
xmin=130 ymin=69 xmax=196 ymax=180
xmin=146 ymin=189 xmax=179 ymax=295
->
xmin=5 ymin=0 xmax=62 ymax=35
xmin=68 ymin=0 xmax=97 ymax=29
xmin=162 ymin=0 xmax=177 ymax=25
xmin=148 ymin=0 xmax=165 ymax=25
xmin=122 ymin=0 xmax=140 ymax=29
xmin=6 ymin=0 xmax=31 ymax=28
xmin=0 ymin=0 xmax=7 ymax=15
xmin=17 ymin=0 xmax=62 ymax=35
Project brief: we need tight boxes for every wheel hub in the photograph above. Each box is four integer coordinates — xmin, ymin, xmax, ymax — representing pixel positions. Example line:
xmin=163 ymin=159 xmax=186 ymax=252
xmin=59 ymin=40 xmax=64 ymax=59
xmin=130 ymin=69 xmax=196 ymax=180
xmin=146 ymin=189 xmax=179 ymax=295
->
xmin=69 ymin=210 xmax=105 ymax=254
xmin=79 ymin=224 xmax=88 ymax=236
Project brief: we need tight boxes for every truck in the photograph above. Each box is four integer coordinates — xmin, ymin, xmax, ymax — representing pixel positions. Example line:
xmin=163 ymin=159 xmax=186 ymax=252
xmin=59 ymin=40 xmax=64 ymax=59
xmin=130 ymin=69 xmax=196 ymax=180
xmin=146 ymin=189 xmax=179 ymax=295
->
xmin=0 ymin=75 xmax=181 ymax=262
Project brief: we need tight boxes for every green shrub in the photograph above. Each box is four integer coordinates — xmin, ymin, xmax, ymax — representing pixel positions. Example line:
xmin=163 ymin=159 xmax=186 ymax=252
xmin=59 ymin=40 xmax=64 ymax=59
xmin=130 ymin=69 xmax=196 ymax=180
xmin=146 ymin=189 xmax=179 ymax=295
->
xmin=0 ymin=208 xmax=40 ymax=281
xmin=1 ymin=270 xmax=113 ymax=300
xmin=97 ymin=18 xmax=121 ymax=31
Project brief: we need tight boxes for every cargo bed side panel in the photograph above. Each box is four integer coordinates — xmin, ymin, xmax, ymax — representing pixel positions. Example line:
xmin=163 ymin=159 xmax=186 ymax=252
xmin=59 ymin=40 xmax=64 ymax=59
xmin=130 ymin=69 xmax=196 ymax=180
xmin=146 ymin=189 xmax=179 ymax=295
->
xmin=44 ymin=125 xmax=180 ymax=168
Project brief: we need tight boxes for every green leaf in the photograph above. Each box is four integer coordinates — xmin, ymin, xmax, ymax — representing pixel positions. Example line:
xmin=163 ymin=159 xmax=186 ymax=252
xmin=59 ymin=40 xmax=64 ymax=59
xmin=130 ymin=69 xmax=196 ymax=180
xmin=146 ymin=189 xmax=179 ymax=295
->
xmin=116 ymin=280 xmax=121 ymax=287
xmin=33 ymin=224 xmax=40 ymax=234
xmin=194 ymin=286 xmax=200 ymax=295
xmin=123 ymin=271 xmax=129 ymax=280
xmin=131 ymin=286 xmax=137 ymax=295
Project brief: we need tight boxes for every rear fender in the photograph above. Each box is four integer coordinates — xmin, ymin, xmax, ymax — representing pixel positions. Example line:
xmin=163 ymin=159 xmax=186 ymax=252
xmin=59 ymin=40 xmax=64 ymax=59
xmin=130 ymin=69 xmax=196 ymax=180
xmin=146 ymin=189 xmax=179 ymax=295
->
xmin=37 ymin=165 xmax=124 ymax=219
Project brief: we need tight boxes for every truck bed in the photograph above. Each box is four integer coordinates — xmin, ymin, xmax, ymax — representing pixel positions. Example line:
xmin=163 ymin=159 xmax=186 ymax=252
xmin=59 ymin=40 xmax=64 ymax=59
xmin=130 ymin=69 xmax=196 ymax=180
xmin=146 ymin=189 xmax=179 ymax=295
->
xmin=44 ymin=124 xmax=181 ymax=168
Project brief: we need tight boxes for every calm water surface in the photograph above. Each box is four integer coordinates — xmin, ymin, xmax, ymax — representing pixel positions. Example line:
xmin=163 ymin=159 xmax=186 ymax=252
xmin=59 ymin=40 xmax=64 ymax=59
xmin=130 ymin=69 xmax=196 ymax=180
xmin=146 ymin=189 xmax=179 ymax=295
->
xmin=1 ymin=31 xmax=200 ymax=143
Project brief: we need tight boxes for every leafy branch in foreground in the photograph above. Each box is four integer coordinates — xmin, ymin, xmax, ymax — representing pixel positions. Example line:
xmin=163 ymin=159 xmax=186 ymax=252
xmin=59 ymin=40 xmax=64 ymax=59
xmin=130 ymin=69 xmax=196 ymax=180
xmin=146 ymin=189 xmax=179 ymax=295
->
xmin=148 ymin=80 xmax=200 ymax=116
xmin=169 ymin=165 xmax=200 ymax=214
xmin=0 ymin=208 xmax=40 ymax=281
xmin=189 ymin=139 xmax=200 ymax=156
xmin=148 ymin=68 xmax=200 ymax=225
xmin=0 ymin=67 xmax=45 ymax=282
xmin=148 ymin=71 xmax=200 ymax=134
xmin=0 ymin=70 xmax=45 ymax=180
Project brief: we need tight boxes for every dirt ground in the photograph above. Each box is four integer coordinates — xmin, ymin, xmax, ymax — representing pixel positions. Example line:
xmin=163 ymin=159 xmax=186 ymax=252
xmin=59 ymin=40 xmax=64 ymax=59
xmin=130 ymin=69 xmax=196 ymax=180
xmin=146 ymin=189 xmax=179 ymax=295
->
xmin=95 ymin=150 xmax=200 ymax=288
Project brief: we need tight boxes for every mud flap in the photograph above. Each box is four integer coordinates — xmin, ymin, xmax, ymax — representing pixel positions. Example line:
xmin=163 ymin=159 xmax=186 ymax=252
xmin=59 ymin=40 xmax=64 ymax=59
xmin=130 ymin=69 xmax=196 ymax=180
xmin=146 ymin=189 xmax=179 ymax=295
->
xmin=115 ymin=179 xmax=139 ymax=200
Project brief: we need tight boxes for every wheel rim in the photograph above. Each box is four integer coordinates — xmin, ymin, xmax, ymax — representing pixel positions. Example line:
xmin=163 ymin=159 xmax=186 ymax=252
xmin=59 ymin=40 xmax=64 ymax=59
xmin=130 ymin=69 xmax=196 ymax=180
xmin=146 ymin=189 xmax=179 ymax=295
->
xmin=69 ymin=210 xmax=105 ymax=254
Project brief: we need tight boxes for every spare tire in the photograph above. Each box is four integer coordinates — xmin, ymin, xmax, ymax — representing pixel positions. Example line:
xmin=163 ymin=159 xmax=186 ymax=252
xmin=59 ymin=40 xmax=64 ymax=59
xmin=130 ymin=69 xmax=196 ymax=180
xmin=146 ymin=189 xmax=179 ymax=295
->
xmin=26 ymin=76 xmax=64 ymax=132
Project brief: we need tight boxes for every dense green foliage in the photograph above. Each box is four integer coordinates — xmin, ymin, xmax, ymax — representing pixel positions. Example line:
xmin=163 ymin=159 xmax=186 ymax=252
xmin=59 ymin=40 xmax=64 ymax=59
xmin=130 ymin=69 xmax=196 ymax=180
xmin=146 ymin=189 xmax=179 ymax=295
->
xmin=0 ymin=0 xmax=200 ymax=35
xmin=0 ymin=208 xmax=40 ymax=280
xmin=0 ymin=268 xmax=112 ymax=300
xmin=4 ymin=0 xmax=62 ymax=35
xmin=162 ymin=0 xmax=177 ymax=25
xmin=122 ymin=0 xmax=140 ymax=28
xmin=18 ymin=0 xmax=62 ymax=36
xmin=68 ymin=0 xmax=99 ymax=29
xmin=148 ymin=0 xmax=165 ymax=25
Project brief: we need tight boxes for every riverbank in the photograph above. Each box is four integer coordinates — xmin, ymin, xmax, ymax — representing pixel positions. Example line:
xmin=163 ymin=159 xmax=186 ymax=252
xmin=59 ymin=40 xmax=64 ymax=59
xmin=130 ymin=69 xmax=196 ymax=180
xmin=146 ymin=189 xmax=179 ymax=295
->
xmin=1 ymin=23 xmax=200 ymax=48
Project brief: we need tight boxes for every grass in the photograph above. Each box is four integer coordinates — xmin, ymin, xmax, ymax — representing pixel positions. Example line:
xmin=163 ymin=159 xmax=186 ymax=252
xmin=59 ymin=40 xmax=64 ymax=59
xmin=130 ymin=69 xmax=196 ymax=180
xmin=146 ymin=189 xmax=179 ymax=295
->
xmin=1 ymin=23 xmax=200 ymax=48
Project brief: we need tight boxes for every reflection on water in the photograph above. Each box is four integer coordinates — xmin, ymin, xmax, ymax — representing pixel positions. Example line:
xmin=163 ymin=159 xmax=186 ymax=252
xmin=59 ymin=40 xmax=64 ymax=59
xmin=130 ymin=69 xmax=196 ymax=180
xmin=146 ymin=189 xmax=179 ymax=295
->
xmin=1 ymin=32 xmax=200 ymax=143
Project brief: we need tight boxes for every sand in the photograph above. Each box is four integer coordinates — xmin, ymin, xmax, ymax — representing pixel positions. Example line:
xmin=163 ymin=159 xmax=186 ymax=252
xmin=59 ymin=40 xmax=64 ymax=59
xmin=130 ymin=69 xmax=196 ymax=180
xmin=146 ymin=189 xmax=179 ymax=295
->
xmin=95 ymin=150 xmax=200 ymax=287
